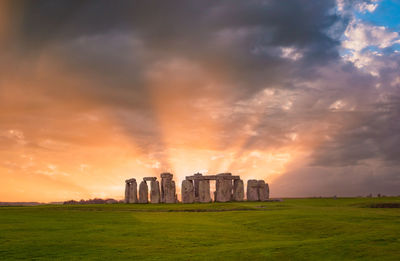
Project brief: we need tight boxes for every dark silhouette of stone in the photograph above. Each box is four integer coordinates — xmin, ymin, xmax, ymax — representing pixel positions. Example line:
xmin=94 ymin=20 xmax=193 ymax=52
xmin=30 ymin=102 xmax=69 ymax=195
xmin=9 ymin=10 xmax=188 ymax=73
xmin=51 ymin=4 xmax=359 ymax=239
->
xmin=138 ymin=181 xmax=148 ymax=203
xmin=247 ymin=179 xmax=259 ymax=201
xmin=181 ymin=180 xmax=194 ymax=203
xmin=233 ymin=179 xmax=244 ymax=201
xmin=144 ymin=177 xmax=157 ymax=182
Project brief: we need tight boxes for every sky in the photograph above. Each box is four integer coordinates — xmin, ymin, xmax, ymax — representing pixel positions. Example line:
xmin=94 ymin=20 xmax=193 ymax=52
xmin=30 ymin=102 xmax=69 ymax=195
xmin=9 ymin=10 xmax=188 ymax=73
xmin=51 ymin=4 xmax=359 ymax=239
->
xmin=1 ymin=0 xmax=400 ymax=202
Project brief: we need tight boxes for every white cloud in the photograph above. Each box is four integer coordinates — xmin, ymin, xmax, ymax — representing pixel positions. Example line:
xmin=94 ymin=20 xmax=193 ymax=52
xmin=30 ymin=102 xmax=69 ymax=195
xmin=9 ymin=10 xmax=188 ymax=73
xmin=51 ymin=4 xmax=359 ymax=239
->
xmin=343 ymin=21 xmax=400 ymax=52
xmin=336 ymin=0 xmax=345 ymax=12
xmin=341 ymin=20 xmax=400 ymax=75
xmin=357 ymin=2 xmax=378 ymax=13
xmin=329 ymin=100 xmax=346 ymax=110
xmin=280 ymin=47 xmax=303 ymax=61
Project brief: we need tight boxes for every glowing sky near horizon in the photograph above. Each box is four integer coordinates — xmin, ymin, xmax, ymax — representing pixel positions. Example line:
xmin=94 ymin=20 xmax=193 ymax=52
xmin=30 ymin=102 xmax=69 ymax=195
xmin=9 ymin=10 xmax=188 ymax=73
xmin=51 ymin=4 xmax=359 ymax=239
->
xmin=1 ymin=0 xmax=400 ymax=202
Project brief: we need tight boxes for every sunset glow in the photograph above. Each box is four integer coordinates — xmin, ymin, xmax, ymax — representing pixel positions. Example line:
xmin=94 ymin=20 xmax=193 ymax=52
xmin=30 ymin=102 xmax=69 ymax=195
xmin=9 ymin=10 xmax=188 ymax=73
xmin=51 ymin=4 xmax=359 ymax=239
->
xmin=1 ymin=0 xmax=400 ymax=202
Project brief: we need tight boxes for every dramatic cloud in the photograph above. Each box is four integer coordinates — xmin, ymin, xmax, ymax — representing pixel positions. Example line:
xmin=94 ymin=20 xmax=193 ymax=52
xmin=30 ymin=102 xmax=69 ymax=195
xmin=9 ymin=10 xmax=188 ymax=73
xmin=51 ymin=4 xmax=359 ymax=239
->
xmin=1 ymin=0 xmax=399 ymax=201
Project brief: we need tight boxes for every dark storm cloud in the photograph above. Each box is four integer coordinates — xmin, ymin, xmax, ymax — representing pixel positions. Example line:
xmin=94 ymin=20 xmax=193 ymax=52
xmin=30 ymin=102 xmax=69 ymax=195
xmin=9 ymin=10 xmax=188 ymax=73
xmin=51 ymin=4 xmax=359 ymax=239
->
xmin=311 ymin=94 xmax=400 ymax=166
xmin=4 ymin=0 xmax=345 ymax=151
xmin=13 ymin=0 xmax=342 ymax=97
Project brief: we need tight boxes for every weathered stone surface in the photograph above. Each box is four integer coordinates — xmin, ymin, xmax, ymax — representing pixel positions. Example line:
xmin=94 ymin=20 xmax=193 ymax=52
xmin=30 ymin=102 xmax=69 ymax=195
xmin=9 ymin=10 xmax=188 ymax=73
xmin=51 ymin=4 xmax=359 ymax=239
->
xmin=150 ymin=180 xmax=160 ymax=203
xmin=170 ymin=180 xmax=177 ymax=203
xmin=161 ymin=173 xmax=176 ymax=203
xmin=124 ymin=182 xmax=130 ymax=203
xmin=257 ymin=180 xmax=268 ymax=201
xmin=198 ymin=180 xmax=211 ymax=203
xmin=215 ymin=178 xmax=232 ymax=202
xmin=128 ymin=180 xmax=138 ymax=203
xmin=125 ymin=178 xmax=137 ymax=203
xmin=181 ymin=180 xmax=194 ymax=203
xmin=265 ymin=183 xmax=270 ymax=199
xmin=144 ymin=177 xmax=157 ymax=182
xmin=161 ymin=173 xmax=173 ymax=179
xmin=233 ymin=179 xmax=244 ymax=201
xmin=193 ymin=173 xmax=203 ymax=199
xmin=186 ymin=173 xmax=240 ymax=181
xmin=138 ymin=181 xmax=148 ymax=203
xmin=247 ymin=179 xmax=259 ymax=201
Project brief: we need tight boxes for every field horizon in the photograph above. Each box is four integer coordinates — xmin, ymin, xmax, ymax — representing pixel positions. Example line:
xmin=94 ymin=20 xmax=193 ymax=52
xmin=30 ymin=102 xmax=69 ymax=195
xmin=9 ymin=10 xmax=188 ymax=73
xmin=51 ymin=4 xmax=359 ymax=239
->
xmin=1 ymin=197 xmax=399 ymax=260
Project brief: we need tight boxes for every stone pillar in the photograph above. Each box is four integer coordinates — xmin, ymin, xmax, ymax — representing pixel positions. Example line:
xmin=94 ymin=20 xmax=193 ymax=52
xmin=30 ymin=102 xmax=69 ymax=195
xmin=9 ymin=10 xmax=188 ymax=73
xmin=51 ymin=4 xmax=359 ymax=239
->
xmin=181 ymin=180 xmax=194 ymax=203
xmin=233 ymin=179 xmax=244 ymax=201
xmin=258 ymin=181 xmax=269 ymax=201
xmin=247 ymin=179 xmax=259 ymax=201
xmin=258 ymin=180 xmax=268 ymax=201
xmin=161 ymin=173 xmax=176 ymax=203
xmin=125 ymin=181 xmax=130 ymax=203
xmin=128 ymin=179 xmax=138 ymax=203
xmin=138 ymin=181 xmax=148 ymax=203
xmin=198 ymin=180 xmax=211 ymax=203
xmin=215 ymin=178 xmax=233 ymax=202
xmin=150 ymin=180 xmax=160 ymax=203
xmin=193 ymin=173 xmax=203 ymax=201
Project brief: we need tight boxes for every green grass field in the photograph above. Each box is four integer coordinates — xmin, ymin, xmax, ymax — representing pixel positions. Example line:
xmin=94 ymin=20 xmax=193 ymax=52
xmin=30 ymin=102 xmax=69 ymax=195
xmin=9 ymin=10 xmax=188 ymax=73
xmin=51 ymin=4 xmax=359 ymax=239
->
xmin=1 ymin=198 xmax=400 ymax=260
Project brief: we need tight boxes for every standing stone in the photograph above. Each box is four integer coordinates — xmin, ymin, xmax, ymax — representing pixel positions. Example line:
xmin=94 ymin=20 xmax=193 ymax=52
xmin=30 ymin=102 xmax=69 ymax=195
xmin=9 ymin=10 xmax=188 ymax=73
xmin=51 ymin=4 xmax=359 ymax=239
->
xmin=125 ymin=181 xmax=130 ymax=203
xmin=198 ymin=180 xmax=211 ymax=203
xmin=170 ymin=180 xmax=176 ymax=203
xmin=193 ymin=173 xmax=203 ymax=200
xmin=161 ymin=173 xmax=176 ymax=203
xmin=258 ymin=180 xmax=268 ymax=201
xmin=265 ymin=183 xmax=270 ymax=200
xmin=128 ymin=179 xmax=138 ymax=203
xmin=150 ymin=180 xmax=160 ymax=204
xmin=233 ymin=179 xmax=244 ymax=201
xmin=181 ymin=180 xmax=195 ymax=203
xmin=138 ymin=181 xmax=148 ymax=203
xmin=215 ymin=178 xmax=232 ymax=202
xmin=247 ymin=179 xmax=259 ymax=201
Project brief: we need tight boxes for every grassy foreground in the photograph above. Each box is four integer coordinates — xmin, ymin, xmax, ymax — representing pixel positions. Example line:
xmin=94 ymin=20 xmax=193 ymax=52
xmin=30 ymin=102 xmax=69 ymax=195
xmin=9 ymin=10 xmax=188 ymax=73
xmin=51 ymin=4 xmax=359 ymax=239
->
xmin=0 ymin=198 xmax=400 ymax=260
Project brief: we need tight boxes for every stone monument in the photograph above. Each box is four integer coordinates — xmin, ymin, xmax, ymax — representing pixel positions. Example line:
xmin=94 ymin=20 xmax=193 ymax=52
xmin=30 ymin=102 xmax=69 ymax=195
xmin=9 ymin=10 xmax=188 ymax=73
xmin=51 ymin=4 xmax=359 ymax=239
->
xmin=246 ymin=179 xmax=259 ymax=201
xmin=181 ymin=180 xmax=195 ymax=203
xmin=138 ymin=180 xmax=148 ymax=203
xmin=161 ymin=173 xmax=177 ymax=203
xmin=232 ymin=179 xmax=244 ymax=201
xmin=125 ymin=178 xmax=138 ymax=203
